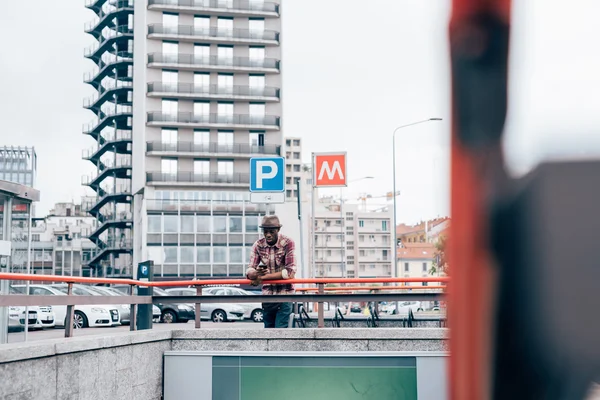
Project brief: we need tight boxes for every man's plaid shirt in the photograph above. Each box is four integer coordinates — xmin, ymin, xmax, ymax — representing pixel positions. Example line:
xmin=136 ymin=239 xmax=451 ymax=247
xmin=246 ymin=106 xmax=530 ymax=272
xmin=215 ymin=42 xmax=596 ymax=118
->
xmin=246 ymin=234 xmax=297 ymax=295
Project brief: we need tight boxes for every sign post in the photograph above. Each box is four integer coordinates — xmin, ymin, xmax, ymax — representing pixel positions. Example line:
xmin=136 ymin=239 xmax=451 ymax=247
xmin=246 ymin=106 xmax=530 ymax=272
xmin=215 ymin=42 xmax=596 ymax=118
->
xmin=249 ymin=157 xmax=286 ymax=211
xmin=136 ymin=260 xmax=154 ymax=330
xmin=311 ymin=152 xmax=347 ymax=279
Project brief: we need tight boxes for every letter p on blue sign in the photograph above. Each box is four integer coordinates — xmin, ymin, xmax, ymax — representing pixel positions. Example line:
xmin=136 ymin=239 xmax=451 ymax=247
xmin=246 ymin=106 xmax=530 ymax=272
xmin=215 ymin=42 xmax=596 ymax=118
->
xmin=250 ymin=157 xmax=285 ymax=192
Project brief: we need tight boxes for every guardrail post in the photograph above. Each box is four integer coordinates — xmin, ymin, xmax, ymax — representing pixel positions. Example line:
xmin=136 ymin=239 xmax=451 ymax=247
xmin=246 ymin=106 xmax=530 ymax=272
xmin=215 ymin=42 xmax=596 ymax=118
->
xmin=194 ymin=285 xmax=201 ymax=329
xmin=130 ymin=284 xmax=137 ymax=331
xmin=65 ymin=282 xmax=74 ymax=338
xmin=317 ymin=283 xmax=324 ymax=328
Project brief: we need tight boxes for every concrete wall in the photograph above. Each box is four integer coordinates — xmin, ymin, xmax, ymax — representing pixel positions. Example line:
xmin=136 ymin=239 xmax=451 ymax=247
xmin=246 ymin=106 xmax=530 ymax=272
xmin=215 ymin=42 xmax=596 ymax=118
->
xmin=0 ymin=328 xmax=447 ymax=400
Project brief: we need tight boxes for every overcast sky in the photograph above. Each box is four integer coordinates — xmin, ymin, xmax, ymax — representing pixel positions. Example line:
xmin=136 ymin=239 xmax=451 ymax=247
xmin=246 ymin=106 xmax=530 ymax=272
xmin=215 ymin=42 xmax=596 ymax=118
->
xmin=1 ymin=0 xmax=599 ymax=224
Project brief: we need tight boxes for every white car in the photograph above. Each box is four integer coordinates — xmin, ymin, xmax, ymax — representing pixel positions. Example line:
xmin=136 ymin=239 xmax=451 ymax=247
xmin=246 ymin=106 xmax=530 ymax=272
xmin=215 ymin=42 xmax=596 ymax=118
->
xmin=17 ymin=305 xmax=56 ymax=329
xmin=12 ymin=284 xmax=121 ymax=329
xmin=201 ymin=287 xmax=264 ymax=323
xmin=163 ymin=287 xmax=246 ymax=322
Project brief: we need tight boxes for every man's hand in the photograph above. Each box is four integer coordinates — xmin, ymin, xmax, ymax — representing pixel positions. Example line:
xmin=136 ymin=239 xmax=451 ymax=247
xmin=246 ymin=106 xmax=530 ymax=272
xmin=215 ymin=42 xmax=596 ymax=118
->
xmin=257 ymin=265 xmax=268 ymax=276
xmin=250 ymin=276 xmax=263 ymax=286
xmin=247 ymin=269 xmax=259 ymax=280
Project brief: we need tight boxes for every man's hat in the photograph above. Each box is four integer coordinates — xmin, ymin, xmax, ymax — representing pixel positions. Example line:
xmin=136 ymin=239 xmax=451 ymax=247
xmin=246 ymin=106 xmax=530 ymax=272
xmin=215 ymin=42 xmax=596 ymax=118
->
xmin=260 ymin=215 xmax=282 ymax=229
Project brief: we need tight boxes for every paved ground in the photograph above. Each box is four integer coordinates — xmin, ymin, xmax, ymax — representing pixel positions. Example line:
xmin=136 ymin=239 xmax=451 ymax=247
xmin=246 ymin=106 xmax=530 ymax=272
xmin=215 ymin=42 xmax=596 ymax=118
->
xmin=7 ymin=320 xmax=262 ymax=343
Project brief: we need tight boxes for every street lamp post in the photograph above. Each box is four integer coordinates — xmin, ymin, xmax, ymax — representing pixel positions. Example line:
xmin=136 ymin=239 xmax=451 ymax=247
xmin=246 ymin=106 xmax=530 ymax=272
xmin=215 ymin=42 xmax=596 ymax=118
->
xmin=392 ymin=118 xmax=442 ymax=279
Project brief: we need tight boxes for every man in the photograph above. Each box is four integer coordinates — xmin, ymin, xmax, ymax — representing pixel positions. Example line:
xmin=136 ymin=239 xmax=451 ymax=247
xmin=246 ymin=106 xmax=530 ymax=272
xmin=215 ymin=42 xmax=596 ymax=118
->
xmin=246 ymin=215 xmax=296 ymax=328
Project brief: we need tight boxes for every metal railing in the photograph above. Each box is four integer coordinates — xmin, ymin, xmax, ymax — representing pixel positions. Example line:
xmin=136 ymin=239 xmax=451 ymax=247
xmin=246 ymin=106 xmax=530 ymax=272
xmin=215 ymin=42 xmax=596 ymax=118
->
xmin=147 ymin=82 xmax=279 ymax=99
xmin=84 ymin=0 xmax=134 ymax=33
xmin=82 ymin=130 xmax=133 ymax=159
xmin=84 ymin=26 xmax=134 ymax=57
xmin=145 ymin=198 xmax=268 ymax=213
xmin=148 ymin=24 xmax=279 ymax=42
xmin=83 ymin=81 xmax=133 ymax=108
xmin=148 ymin=53 xmax=280 ymax=70
xmin=147 ymin=0 xmax=280 ymax=14
xmin=146 ymin=171 xmax=250 ymax=184
xmin=0 ymin=273 xmax=446 ymax=338
xmin=147 ymin=141 xmax=281 ymax=156
xmin=84 ymin=51 xmax=133 ymax=83
xmin=147 ymin=112 xmax=280 ymax=127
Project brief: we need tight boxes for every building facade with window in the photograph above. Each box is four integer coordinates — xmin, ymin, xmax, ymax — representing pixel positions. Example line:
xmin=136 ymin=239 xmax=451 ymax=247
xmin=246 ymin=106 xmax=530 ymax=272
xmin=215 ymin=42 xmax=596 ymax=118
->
xmin=83 ymin=1 xmax=283 ymax=278
xmin=396 ymin=243 xmax=445 ymax=286
xmin=284 ymin=137 xmax=302 ymax=200
xmin=0 ymin=146 xmax=36 ymax=187
xmin=11 ymin=202 xmax=97 ymax=277
xmin=310 ymin=198 xmax=394 ymax=279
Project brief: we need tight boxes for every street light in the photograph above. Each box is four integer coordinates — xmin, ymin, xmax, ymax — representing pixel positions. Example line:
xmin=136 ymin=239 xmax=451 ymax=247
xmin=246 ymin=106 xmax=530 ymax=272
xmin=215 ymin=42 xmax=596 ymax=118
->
xmin=392 ymin=118 xmax=443 ymax=277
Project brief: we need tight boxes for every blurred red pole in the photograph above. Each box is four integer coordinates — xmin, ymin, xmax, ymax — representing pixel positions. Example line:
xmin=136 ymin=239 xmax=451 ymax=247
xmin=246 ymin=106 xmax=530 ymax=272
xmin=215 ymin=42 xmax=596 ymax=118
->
xmin=448 ymin=0 xmax=511 ymax=399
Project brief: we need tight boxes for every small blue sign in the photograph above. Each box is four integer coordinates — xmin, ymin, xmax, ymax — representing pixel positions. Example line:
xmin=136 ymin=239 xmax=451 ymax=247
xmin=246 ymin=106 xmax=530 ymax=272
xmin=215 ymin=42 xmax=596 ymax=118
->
xmin=250 ymin=157 xmax=285 ymax=192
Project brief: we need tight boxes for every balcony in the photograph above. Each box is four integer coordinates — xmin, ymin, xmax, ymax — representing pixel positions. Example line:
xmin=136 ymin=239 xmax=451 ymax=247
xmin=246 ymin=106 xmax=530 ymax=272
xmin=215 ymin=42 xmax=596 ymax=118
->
xmin=147 ymin=0 xmax=280 ymax=18
xmin=148 ymin=24 xmax=279 ymax=46
xmin=148 ymin=53 xmax=279 ymax=74
xmin=147 ymin=112 xmax=280 ymax=130
xmin=147 ymin=82 xmax=279 ymax=102
xmin=146 ymin=172 xmax=250 ymax=187
xmin=147 ymin=141 xmax=280 ymax=158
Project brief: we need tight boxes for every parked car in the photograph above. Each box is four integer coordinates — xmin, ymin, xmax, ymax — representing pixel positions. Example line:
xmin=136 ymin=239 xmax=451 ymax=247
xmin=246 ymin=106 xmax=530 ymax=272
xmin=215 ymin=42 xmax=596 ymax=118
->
xmin=201 ymin=286 xmax=264 ymax=323
xmin=92 ymin=286 xmax=161 ymax=323
xmin=8 ymin=286 xmax=56 ymax=330
xmin=164 ymin=287 xmax=245 ymax=323
xmin=111 ymin=284 xmax=195 ymax=324
xmin=12 ymin=284 xmax=121 ymax=329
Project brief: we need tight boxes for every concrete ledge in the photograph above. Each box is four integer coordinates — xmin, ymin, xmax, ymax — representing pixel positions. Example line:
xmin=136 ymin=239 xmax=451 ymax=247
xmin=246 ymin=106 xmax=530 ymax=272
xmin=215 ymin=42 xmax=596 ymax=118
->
xmin=0 ymin=330 xmax=172 ymax=364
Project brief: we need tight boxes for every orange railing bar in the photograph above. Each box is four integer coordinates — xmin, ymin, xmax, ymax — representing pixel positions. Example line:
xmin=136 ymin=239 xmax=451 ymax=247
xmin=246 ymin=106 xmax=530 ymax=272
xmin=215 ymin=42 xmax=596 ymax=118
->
xmin=296 ymin=285 xmax=447 ymax=292
xmin=0 ymin=273 xmax=449 ymax=287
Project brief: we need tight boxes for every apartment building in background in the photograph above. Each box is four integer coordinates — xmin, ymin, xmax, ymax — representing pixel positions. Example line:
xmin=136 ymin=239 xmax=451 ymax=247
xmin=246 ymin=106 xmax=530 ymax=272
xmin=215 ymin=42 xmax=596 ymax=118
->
xmin=397 ymin=242 xmax=445 ymax=286
xmin=284 ymin=137 xmax=303 ymax=200
xmin=396 ymin=216 xmax=450 ymax=246
xmin=83 ymin=0 xmax=283 ymax=279
xmin=11 ymin=201 xmax=97 ymax=277
xmin=310 ymin=198 xmax=394 ymax=279
xmin=0 ymin=146 xmax=36 ymax=187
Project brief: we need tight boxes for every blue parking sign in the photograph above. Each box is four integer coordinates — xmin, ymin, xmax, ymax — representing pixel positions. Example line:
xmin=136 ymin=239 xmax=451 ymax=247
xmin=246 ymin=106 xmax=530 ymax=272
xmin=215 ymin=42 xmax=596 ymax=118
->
xmin=250 ymin=157 xmax=285 ymax=192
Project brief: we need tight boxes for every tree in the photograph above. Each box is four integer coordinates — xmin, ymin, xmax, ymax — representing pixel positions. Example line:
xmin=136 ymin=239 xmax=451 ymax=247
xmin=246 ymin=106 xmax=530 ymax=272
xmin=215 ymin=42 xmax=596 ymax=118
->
xmin=429 ymin=235 xmax=448 ymax=276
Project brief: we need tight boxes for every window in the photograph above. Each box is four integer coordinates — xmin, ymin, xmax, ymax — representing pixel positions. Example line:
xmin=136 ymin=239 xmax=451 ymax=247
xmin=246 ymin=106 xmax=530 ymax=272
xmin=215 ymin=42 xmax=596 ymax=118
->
xmin=249 ymin=103 xmax=265 ymax=117
xmin=217 ymin=17 xmax=233 ymax=35
xmin=180 ymin=215 xmax=194 ymax=232
xmin=197 ymin=247 xmax=210 ymax=263
xmin=285 ymin=139 xmax=291 ymax=146
xmin=229 ymin=247 xmax=243 ymax=263
xmin=213 ymin=216 xmax=227 ymax=232
xmin=359 ymin=235 xmax=365 ymax=242
xmin=217 ymin=73 xmax=233 ymax=94
xmin=217 ymin=45 xmax=233 ymax=64
xmin=180 ymin=247 xmax=194 ymax=263
xmin=196 ymin=215 xmax=211 ymax=232
xmin=218 ymin=102 xmax=234 ymax=117
xmin=193 ymin=101 xmax=210 ymax=116
xmin=249 ymin=132 xmax=264 ymax=146
xmin=293 ymin=165 xmax=300 ymax=172
xmin=162 ymin=13 xmax=179 ymax=31
xmin=163 ymin=215 xmax=178 ymax=232
xmin=162 ymin=41 xmax=178 ymax=56
xmin=293 ymin=152 xmax=300 ymax=159
xmin=358 ymin=220 xmax=364 ymax=227
xmin=194 ymin=160 xmax=210 ymax=175
xmin=382 ymin=221 xmax=388 ymax=231
xmin=217 ymin=160 xmax=234 ymax=176
xmin=194 ymin=44 xmax=210 ymax=60
xmin=161 ymin=129 xmax=177 ymax=150
xmin=194 ymin=73 xmax=210 ymax=89
xmin=164 ymin=247 xmax=178 ymax=263
xmin=404 ymin=262 xmax=409 ymax=272
xmin=148 ymin=215 xmax=161 ymax=233
xmin=32 ymin=234 xmax=40 ymax=242
xmin=217 ymin=131 xmax=233 ymax=149
xmin=423 ymin=262 xmax=427 ymax=272
xmin=162 ymin=99 xmax=178 ymax=115
xmin=162 ymin=70 xmax=178 ymax=91
xmin=194 ymin=16 xmax=210 ymax=33
xmin=248 ymin=18 xmax=265 ymax=34
xmin=229 ymin=216 xmax=243 ymax=232
xmin=245 ymin=216 xmax=258 ymax=232
xmin=286 ymin=177 xmax=291 ymax=184
xmin=161 ymin=158 xmax=178 ymax=175
xmin=249 ymin=74 xmax=265 ymax=95
xmin=213 ymin=247 xmax=227 ymax=263
xmin=249 ymin=46 xmax=265 ymax=61
xmin=194 ymin=130 xmax=210 ymax=147
xmin=293 ymin=139 xmax=300 ymax=146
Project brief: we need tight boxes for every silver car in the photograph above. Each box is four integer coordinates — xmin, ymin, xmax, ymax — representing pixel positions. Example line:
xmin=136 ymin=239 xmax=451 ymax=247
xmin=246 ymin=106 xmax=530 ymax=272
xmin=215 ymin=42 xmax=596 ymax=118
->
xmin=164 ymin=288 xmax=245 ymax=322
xmin=91 ymin=286 xmax=161 ymax=323
xmin=202 ymin=287 xmax=264 ymax=323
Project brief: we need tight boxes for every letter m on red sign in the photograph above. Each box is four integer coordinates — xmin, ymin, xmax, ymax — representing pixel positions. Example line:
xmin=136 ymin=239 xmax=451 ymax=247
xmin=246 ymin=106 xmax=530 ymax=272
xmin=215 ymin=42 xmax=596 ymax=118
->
xmin=314 ymin=153 xmax=347 ymax=187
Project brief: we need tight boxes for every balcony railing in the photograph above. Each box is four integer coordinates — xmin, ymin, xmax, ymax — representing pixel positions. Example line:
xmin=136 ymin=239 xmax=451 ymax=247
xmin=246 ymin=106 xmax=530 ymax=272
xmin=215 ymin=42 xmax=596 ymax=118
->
xmin=146 ymin=172 xmax=250 ymax=184
xmin=147 ymin=82 xmax=279 ymax=99
xmin=146 ymin=198 xmax=267 ymax=213
xmin=147 ymin=141 xmax=281 ymax=156
xmin=147 ymin=112 xmax=280 ymax=128
xmin=147 ymin=0 xmax=280 ymax=14
xmin=148 ymin=24 xmax=279 ymax=42
xmin=84 ymin=25 xmax=134 ymax=57
xmin=148 ymin=53 xmax=279 ymax=71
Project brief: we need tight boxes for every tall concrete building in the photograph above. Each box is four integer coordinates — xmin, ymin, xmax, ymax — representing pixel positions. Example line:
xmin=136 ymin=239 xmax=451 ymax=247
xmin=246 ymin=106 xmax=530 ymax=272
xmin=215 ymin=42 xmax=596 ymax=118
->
xmin=284 ymin=137 xmax=302 ymax=200
xmin=83 ymin=0 xmax=283 ymax=279
xmin=310 ymin=198 xmax=394 ymax=279
xmin=0 ymin=146 xmax=36 ymax=187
